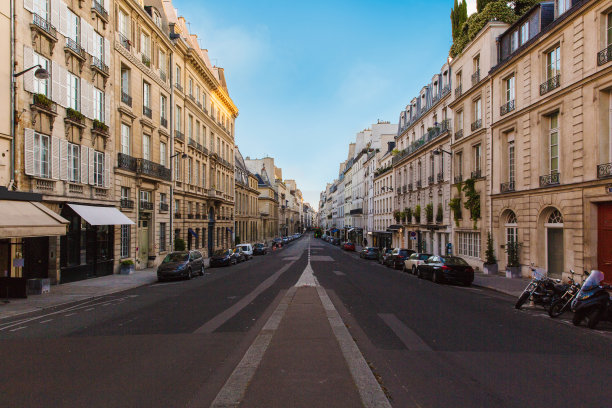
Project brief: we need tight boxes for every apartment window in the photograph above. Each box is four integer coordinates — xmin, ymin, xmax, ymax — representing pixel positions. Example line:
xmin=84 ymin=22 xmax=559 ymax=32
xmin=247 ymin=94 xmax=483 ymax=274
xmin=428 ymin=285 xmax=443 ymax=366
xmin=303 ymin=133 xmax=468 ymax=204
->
xmin=67 ymin=72 xmax=79 ymax=110
xmin=33 ymin=0 xmax=49 ymax=20
xmin=196 ymin=120 xmax=201 ymax=143
xmin=160 ymin=142 xmax=167 ymax=167
xmin=33 ymin=132 xmax=50 ymax=178
xmin=456 ymin=110 xmax=463 ymax=130
xmin=608 ymin=12 xmax=612 ymax=47
xmin=175 ymin=106 xmax=182 ymax=131
xmin=549 ymin=113 xmax=559 ymax=173
xmin=141 ymin=32 xmax=151 ymax=59
xmin=160 ymin=94 xmax=167 ymax=121
xmin=65 ymin=142 xmax=80 ymax=182
xmin=189 ymin=77 xmax=193 ymax=96
xmin=153 ymin=10 xmax=162 ymax=28
xmin=511 ymin=30 xmax=519 ymax=52
xmin=196 ymin=85 xmax=200 ymax=103
xmin=118 ymin=8 xmax=129 ymax=38
xmin=121 ymin=68 xmax=130 ymax=95
xmin=143 ymin=134 xmax=151 ymax=161
xmin=187 ymin=157 xmax=192 ymax=184
xmin=121 ymin=124 xmax=130 ymax=154
xmin=176 ymin=65 xmax=181 ymax=86
xmin=159 ymin=50 xmax=166 ymax=74
xmin=457 ymin=231 xmax=481 ymax=258
xmin=474 ymin=98 xmax=482 ymax=121
xmin=505 ymin=75 xmax=515 ymax=103
xmin=174 ymin=154 xmax=181 ymax=181
xmin=520 ymin=22 xmax=529 ymax=45
xmin=92 ymin=31 xmax=103 ymax=62
xmin=120 ymin=225 xmax=130 ymax=258
xmin=202 ymin=163 xmax=206 ymax=187
xmin=32 ymin=52 xmax=49 ymax=96
xmin=546 ymin=46 xmax=561 ymax=80
xmin=557 ymin=0 xmax=570 ymax=16
xmin=194 ymin=160 xmax=199 ymax=186
xmin=143 ymin=82 xmax=151 ymax=109
xmin=93 ymin=88 xmax=104 ymax=122
xmin=473 ymin=144 xmax=482 ymax=173
xmin=508 ymin=141 xmax=515 ymax=183
xmin=456 ymin=151 xmax=463 ymax=177
xmin=159 ymin=223 xmax=166 ymax=252
xmin=188 ymin=114 xmax=193 ymax=139
xmin=67 ymin=8 xmax=79 ymax=44
xmin=505 ymin=211 xmax=518 ymax=245
xmin=93 ymin=151 xmax=104 ymax=186
xmin=121 ymin=186 xmax=130 ymax=201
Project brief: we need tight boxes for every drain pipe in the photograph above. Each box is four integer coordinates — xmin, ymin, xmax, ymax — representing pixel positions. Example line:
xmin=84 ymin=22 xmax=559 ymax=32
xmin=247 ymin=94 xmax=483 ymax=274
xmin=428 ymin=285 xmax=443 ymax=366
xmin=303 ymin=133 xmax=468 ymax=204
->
xmin=9 ymin=0 xmax=16 ymax=189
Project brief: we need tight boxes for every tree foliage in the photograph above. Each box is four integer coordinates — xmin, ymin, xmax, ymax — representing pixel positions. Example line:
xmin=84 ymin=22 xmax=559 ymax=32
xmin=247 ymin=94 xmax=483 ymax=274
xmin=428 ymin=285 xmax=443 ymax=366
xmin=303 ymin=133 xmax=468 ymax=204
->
xmin=477 ymin=0 xmax=494 ymax=13
xmin=450 ymin=0 xmax=468 ymax=42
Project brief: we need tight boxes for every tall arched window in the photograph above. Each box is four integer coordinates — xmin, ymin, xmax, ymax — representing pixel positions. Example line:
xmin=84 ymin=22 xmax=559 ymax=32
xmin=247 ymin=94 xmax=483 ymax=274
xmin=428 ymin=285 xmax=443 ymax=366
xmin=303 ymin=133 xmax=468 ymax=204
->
xmin=505 ymin=210 xmax=518 ymax=244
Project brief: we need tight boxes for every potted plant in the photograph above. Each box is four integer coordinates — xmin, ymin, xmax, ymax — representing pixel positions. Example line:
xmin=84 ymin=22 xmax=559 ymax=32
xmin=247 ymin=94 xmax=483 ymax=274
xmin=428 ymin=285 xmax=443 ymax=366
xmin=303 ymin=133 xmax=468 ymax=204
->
xmin=414 ymin=205 xmax=421 ymax=224
xmin=436 ymin=203 xmax=443 ymax=223
xmin=394 ymin=211 xmax=401 ymax=223
xmin=174 ymin=237 xmax=186 ymax=251
xmin=425 ymin=203 xmax=434 ymax=223
xmin=400 ymin=211 xmax=406 ymax=223
xmin=405 ymin=208 xmax=412 ymax=224
xmin=505 ymin=240 xmax=522 ymax=278
xmin=484 ymin=232 xmax=498 ymax=275
xmin=120 ymin=259 xmax=135 ymax=275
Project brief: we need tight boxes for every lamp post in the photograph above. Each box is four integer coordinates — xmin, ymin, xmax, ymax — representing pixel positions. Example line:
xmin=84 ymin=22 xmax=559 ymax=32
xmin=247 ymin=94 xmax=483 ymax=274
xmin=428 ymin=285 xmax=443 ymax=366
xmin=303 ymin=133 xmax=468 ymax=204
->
xmin=169 ymin=152 xmax=187 ymax=251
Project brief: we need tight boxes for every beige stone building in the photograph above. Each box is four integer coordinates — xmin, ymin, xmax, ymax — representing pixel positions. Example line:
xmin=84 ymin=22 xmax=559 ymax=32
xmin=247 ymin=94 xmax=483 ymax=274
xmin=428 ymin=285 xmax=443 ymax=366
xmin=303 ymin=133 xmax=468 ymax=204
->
xmin=394 ymin=62 xmax=453 ymax=254
xmin=1 ymin=0 xmax=10 ymax=187
xmin=234 ymin=147 xmax=260 ymax=244
xmin=449 ymin=21 xmax=509 ymax=269
xmin=489 ymin=0 xmax=612 ymax=281
xmin=372 ymin=142 xmax=394 ymax=248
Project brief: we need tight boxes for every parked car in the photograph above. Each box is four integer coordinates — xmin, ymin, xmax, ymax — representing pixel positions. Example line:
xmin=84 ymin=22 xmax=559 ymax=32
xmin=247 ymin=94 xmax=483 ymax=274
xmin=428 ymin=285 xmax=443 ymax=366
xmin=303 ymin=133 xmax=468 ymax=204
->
xmin=379 ymin=248 xmax=393 ymax=265
xmin=272 ymin=238 xmax=283 ymax=248
xmin=388 ymin=248 xmax=415 ymax=269
xmin=233 ymin=247 xmax=247 ymax=263
xmin=253 ymin=243 xmax=268 ymax=255
xmin=404 ymin=253 xmax=432 ymax=274
xmin=236 ymin=244 xmax=253 ymax=260
xmin=210 ymin=249 xmax=238 ymax=267
xmin=332 ymin=238 xmax=342 ymax=246
xmin=282 ymin=237 xmax=289 ymax=245
xmin=343 ymin=242 xmax=356 ymax=251
xmin=416 ymin=255 xmax=474 ymax=286
xmin=360 ymin=247 xmax=379 ymax=260
xmin=157 ymin=250 xmax=204 ymax=281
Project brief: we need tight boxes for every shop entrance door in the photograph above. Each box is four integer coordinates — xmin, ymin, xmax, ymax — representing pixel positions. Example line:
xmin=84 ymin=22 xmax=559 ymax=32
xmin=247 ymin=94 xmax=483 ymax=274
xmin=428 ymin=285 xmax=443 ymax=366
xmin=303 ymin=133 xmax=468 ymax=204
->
xmin=138 ymin=220 xmax=149 ymax=267
xmin=24 ymin=237 xmax=49 ymax=279
xmin=597 ymin=203 xmax=612 ymax=284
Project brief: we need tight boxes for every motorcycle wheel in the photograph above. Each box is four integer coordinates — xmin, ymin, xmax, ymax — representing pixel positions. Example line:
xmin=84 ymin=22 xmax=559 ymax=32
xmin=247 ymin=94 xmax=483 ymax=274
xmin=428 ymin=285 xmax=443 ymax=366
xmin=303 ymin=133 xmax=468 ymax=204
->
xmin=572 ymin=311 xmax=584 ymax=326
xmin=548 ymin=299 xmax=566 ymax=318
xmin=586 ymin=308 xmax=603 ymax=330
xmin=515 ymin=292 xmax=529 ymax=310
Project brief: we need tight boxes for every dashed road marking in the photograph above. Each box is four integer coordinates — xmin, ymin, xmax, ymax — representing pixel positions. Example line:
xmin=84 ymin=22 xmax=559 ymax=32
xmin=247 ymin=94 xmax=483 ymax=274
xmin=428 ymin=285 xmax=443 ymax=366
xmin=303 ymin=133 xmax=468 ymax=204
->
xmin=9 ymin=326 xmax=27 ymax=332
xmin=84 ymin=308 xmax=94 ymax=312
xmin=333 ymin=271 xmax=345 ymax=276
xmin=64 ymin=313 xmax=76 ymax=317
xmin=39 ymin=319 xmax=53 ymax=324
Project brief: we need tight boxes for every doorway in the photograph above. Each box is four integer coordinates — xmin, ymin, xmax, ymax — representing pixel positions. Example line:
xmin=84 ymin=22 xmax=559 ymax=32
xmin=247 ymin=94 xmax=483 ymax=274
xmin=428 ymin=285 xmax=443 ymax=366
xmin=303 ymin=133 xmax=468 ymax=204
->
xmin=208 ymin=207 xmax=215 ymax=256
xmin=597 ymin=203 xmax=612 ymax=284
xmin=138 ymin=220 xmax=149 ymax=266
xmin=23 ymin=237 xmax=49 ymax=279
xmin=545 ymin=209 xmax=564 ymax=278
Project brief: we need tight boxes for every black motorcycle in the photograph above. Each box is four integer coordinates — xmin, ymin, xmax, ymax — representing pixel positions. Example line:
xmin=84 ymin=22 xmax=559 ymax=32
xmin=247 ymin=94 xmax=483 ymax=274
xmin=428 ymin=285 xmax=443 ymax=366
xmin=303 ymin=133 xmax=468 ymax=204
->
xmin=571 ymin=270 xmax=612 ymax=329
xmin=548 ymin=270 xmax=583 ymax=318
xmin=515 ymin=267 xmax=565 ymax=310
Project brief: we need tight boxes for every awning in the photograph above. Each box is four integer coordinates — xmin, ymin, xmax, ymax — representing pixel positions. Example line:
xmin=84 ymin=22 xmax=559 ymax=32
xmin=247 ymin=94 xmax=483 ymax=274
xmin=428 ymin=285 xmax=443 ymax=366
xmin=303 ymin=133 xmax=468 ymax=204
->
xmin=347 ymin=228 xmax=355 ymax=233
xmin=331 ymin=228 xmax=339 ymax=233
xmin=188 ymin=228 xmax=198 ymax=238
xmin=0 ymin=200 xmax=69 ymax=238
xmin=68 ymin=204 xmax=135 ymax=226
xmin=386 ymin=225 xmax=403 ymax=232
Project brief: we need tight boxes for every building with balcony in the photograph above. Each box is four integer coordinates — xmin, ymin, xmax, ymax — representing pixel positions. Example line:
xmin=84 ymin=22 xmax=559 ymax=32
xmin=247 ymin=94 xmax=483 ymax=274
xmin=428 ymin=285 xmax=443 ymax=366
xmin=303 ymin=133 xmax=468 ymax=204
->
xmin=449 ymin=20 xmax=509 ymax=270
xmin=234 ymin=147 xmax=260 ymax=244
xmin=372 ymin=141 xmax=395 ymax=248
xmin=394 ymin=62 xmax=453 ymax=254
xmin=489 ymin=0 xmax=612 ymax=280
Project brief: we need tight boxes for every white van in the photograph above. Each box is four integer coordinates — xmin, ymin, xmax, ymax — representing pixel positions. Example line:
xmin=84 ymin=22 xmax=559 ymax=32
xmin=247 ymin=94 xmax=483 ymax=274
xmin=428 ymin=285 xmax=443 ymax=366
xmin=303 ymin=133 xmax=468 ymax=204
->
xmin=235 ymin=244 xmax=253 ymax=260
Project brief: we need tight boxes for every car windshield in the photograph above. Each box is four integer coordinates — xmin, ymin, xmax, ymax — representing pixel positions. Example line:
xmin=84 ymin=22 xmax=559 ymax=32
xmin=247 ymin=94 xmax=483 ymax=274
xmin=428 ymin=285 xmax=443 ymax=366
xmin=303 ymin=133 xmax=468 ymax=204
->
xmin=418 ymin=254 xmax=431 ymax=260
xmin=442 ymin=256 xmax=469 ymax=266
xmin=213 ymin=250 xmax=231 ymax=256
xmin=254 ymin=244 xmax=264 ymax=248
xmin=399 ymin=250 xmax=410 ymax=256
xmin=162 ymin=253 xmax=188 ymax=263
xmin=367 ymin=248 xmax=378 ymax=252
xmin=237 ymin=245 xmax=248 ymax=250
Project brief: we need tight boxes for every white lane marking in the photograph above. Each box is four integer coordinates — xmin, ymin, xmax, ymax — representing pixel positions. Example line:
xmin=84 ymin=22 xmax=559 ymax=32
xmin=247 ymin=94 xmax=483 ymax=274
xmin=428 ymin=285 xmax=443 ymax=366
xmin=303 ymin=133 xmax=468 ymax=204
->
xmin=84 ymin=308 xmax=94 ymax=312
xmin=378 ymin=313 xmax=433 ymax=352
xmin=209 ymin=287 xmax=298 ymax=408
xmin=39 ymin=319 xmax=53 ymax=324
xmin=64 ymin=313 xmax=76 ymax=317
xmin=9 ymin=326 xmax=27 ymax=332
xmin=333 ymin=271 xmax=345 ymax=276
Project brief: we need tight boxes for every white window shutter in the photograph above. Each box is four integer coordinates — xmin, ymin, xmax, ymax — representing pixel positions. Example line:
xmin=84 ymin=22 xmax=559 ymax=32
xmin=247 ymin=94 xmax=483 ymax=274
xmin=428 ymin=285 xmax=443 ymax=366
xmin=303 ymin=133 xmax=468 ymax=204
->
xmin=80 ymin=145 xmax=88 ymax=184
xmin=60 ymin=68 xmax=68 ymax=108
xmin=50 ymin=0 xmax=60 ymax=31
xmin=80 ymin=20 xmax=88 ymax=54
xmin=23 ymin=0 xmax=34 ymax=13
xmin=60 ymin=139 xmax=68 ymax=181
xmin=88 ymin=24 xmax=95 ymax=57
xmin=58 ymin=1 xmax=68 ymax=37
xmin=104 ymin=38 xmax=110 ymax=66
xmin=23 ymin=46 xmax=35 ymax=93
xmin=104 ymin=152 xmax=111 ymax=188
xmin=88 ymin=148 xmax=95 ymax=185
xmin=51 ymin=61 xmax=61 ymax=104
xmin=81 ymin=80 xmax=91 ymax=119
xmin=51 ymin=137 xmax=60 ymax=179
xmin=24 ymin=128 xmax=35 ymax=176
xmin=104 ymin=92 xmax=110 ymax=124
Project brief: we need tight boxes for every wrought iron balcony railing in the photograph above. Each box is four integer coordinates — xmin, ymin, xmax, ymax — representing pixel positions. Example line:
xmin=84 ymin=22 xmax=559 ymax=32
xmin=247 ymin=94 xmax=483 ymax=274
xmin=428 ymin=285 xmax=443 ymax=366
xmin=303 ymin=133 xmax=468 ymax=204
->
xmin=471 ymin=169 xmax=482 ymax=179
xmin=408 ymin=183 xmax=413 ymax=191
xmin=159 ymin=202 xmax=169 ymax=212
xmin=121 ymin=92 xmax=132 ymax=106
xmin=120 ymin=199 xmax=134 ymax=209
xmin=416 ymin=180 xmax=422 ymax=188
xmin=455 ymin=129 xmax=463 ymax=140
xmin=91 ymin=56 xmax=109 ymax=76
xmin=598 ymin=44 xmax=612 ymax=66
xmin=540 ymin=74 xmax=561 ymax=95
xmin=92 ymin=0 xmax=109 ymax=21
xmin=175 ymin=83 xmax=183 ymax=93
xmin=455 ymin=84 xmax=462 ymax=98
xmin=140 ymin=201 xmax=154 ymax=211
xmin=500 ymin=181 xmax=515 ymax=193
xmin=471 ymin=119 xmax=482 ymax=132
xmin=32 ymin=13 xmax=57 ymax=40
xmin=597 ymin=163 xmax=612 ymax=179
xmin=539 ymin=171 xmax=560 ymax=187
xmin=174 ymin=130 xmax=184 ymax=142
xmin=141 ymin=54 xmax=151 ymax=68
xmin=117 ymin=153 xmax=171 ymax=181
xmin=500 ymin=99 xmax=515 ymax=115
xmin=160 ymin=117 xmax=168 ymax=128
xmin=471 ymin=69 xmax=480 ymax=86
xmin=65 ymin=38 xmax=85 ymax=59
xmin=118 ymin=33 xmax=131 ymax=51
xmin=428 ymin=175 xmax=434 ymax=184
xmin=143 ymin=106 xmax=152 ymax=119
xmin=160 ymin=71 xmax=166 ymax=82
xmin=454 ymin=174 xmax=463 ymax=184
xmin=437 ymin=172 xmax=444 ymax=182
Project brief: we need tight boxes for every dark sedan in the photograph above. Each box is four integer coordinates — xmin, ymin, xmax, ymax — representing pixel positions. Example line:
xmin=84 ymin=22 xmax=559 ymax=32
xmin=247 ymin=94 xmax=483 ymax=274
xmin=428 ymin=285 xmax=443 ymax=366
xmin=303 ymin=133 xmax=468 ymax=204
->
xmin=233 ymin=247 xmax=247 ymax=263
xmin=210 ymin=249 xmax=239 ymax=267
xmin=416 ymin=255 xmax=474 ymax=286
xmin=379 ymin=248 xmax=393 ymax=265
xmin=359 ymin=247 xmax=379 ymax=260
xmin=157 ymin=251 xmax=204 ymax=281
xmin=388 ymin=248 xmax=415 ymax=270
xmin=253 ymin=243 xmax=268 ymax=255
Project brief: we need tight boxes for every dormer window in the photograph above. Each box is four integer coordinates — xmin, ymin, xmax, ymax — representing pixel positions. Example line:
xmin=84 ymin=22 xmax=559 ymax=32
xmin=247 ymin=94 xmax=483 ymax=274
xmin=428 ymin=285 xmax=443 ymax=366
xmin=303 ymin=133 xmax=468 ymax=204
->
xmin=556 ymin=0 xmax=570 ymax=16
xmin=153 ymin=10 xmax=162 ymax=28
xmin=511 ymin=30 xmax=519 ymax=52
xmin=520 ymin=22 xmax=529 ymax=45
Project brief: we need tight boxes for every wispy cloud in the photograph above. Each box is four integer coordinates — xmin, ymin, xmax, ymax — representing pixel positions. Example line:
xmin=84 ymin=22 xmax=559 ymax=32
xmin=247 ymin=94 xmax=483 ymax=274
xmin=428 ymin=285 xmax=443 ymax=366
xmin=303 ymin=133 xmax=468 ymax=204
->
xmin=336 ymin=62 xmax=393 ymax=107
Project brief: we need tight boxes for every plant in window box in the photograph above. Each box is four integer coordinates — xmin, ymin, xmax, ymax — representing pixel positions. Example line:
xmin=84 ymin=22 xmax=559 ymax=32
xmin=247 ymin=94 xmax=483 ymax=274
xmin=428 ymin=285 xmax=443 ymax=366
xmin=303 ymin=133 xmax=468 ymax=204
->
xmin=66 ymin=107 xmax=84 ymax=123
xmin=462 ymin=178 xmax=480 ymax=229
xmin=394 ymin=210 xmax=401 ymax=222
xmin=404 ymin=207 xmax=412 ymax=224
xmin=436 ymin=203 xmax=443 ymax=223
xmin=93 ymin=119 xmax=109 ymax=134
xmin=400 ymin=211 xmax=406 ymax=223
xmin=425 ymin=203 xmax=433 ymax=223
xmin=33 ymin=93 xmax=53 ymax=109
xmin=120 ymin=259 xmax=134 ymax=275
xmin=484 ymin=232 xmax=498 ymax=275
xmin=414 ymin=204 xmax=421 ymax=224
xmin=174 ymin=237 xmax=186 ymax=251
xmin=504 ymin=240 xmax=522 ymax=278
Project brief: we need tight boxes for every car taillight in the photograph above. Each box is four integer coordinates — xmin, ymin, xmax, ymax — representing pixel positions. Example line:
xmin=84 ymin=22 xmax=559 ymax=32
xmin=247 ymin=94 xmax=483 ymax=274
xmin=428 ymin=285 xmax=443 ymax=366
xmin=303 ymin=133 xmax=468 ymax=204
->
xmin=441 ymin=265 xmax=451 ymax=270
xmin=467 ymin=267 xmax=474 ymax=273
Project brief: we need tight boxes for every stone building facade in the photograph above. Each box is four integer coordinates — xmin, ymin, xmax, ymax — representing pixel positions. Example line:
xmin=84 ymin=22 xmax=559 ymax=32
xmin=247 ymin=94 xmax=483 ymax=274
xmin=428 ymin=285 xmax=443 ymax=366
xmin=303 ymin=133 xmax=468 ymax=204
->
xmin=234 ymin=147 xmax=260 ymax=244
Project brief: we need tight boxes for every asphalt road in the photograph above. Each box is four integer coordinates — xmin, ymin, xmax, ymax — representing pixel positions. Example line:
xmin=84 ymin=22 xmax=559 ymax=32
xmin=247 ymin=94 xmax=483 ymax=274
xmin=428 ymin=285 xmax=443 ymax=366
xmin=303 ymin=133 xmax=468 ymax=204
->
xmin=1 ymin=235 xmax=611 ymax=407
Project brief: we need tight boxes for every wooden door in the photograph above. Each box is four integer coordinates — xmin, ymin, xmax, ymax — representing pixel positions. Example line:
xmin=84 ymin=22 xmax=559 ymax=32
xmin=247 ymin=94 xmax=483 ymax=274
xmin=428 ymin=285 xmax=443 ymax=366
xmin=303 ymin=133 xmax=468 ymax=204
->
xmin=597 ymin=203 xmax=612 ymax=284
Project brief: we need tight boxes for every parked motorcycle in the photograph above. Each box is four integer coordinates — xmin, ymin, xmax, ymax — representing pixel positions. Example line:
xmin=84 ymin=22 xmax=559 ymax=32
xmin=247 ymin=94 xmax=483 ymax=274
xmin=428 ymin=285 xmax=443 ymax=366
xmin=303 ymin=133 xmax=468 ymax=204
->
xmin=548 ymin=269 xmax=583 ymax=318
xmin=515 ymin=267 xmax=564 ymax=310
xmin=571 ymin=270 xmax=612 ymax=329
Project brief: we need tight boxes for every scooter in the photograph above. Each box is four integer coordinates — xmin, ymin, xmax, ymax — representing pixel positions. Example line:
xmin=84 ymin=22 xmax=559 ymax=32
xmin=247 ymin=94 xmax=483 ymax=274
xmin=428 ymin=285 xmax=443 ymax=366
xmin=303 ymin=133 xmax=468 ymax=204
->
xmin=571 ymin=270 xmax=612 ymax=329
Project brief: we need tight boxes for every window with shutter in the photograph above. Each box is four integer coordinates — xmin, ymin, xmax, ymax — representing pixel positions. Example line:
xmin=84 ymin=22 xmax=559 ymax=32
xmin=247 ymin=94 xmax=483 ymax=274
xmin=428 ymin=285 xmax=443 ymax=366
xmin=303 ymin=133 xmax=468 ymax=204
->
xmin=33 ymin=132 xmax=50 ymax=178
xmin=33 ymin=51 xmax=50 ymax=96
xmin=65 ymin=142 xmax=78 ymax=182
xmin=80 ymin=145 xmax=88 ymax=183
xmin=23 ymin=46 xmax=35 ymax=94
xmin=66 ymin=71 xmax=78 ymax=109
xmin=104 ymin=152 xmax=111 ymax=188
xmin=24 ymin=129 xmax=35 ymax=176
xmin=88 ymin=148 xmax=95 ymax=184
xmin=51 ymin=137 xmax=60 ymax=179
xmin=50 ymin=0 xmax=60 ymax=29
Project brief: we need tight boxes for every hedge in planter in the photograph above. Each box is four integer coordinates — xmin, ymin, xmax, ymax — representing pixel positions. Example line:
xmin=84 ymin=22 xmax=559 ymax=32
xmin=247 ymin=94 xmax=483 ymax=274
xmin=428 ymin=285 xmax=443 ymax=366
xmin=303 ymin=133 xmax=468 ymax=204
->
xmin=414 ymin=205 xmax=421 ymax=223
xmin=425 ymin=203 xmax=434 ymax=223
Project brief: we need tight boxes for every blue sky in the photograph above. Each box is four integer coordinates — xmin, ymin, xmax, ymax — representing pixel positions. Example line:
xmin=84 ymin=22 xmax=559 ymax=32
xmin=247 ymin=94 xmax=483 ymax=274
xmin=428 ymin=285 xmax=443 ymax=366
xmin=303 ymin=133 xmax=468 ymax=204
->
xmin=174 ymin=0 xmax=476 ymax=207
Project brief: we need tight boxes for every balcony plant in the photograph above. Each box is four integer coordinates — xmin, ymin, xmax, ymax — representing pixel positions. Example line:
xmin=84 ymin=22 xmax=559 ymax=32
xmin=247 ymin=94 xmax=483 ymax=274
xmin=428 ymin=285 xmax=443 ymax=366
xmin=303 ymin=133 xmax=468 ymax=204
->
xmin=425 ymin=203 xmax=434 ymax=223
xmin=414 ymin=205 xmax=421 ymax=224
xmin=484 ymin=232 xmax=498 ymax=275
xmin=34 ymin=93 xmax=53 ymax=109
xmin=120 ymin=259 xmax=134 ymax=275
xmin=462 ymin=178 xmax=480 ymax=229
xmin=400 ymin=211 xmax=406 ymax=223
xmin=404 ymin=208 xmax=412 ymax=224
xmin=93 ymin=119 xmax=109 ymax=133
xmin=394 ymin=211 xmax=401 ymax=223
xmin=504 ymin=240 xmax=522 ymax=278
xmin=66 ymin=107 xmax=84 ymax=122
xmin=436 ymin=203 xmax=443 ymax=223
xmin=174 ymin=237 xmax=186 ymax=251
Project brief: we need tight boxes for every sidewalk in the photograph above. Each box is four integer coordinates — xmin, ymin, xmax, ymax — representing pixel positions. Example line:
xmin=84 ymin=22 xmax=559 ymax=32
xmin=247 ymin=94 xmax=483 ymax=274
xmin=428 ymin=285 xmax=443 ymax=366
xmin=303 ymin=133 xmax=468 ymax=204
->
xmin=0 ymin=268 xmax=158 ymax=320
xmin=472 ymin=272 xmax=528 ymax=297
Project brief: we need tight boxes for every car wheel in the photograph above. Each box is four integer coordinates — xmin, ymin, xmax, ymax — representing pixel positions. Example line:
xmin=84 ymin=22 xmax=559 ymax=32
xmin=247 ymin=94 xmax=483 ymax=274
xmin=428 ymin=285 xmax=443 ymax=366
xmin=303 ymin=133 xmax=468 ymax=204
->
xmin=201 ymin=265 xmax=205 ymax=276
xmin=432 ymin=270 xmax=441 ymax=284
xmin=417 ymin=268 xmax=423 ymax=279
xmin=186 ymin=268 xmax=192 ymax=280
xmin=412 ymin=266 xmax=416 ymax=275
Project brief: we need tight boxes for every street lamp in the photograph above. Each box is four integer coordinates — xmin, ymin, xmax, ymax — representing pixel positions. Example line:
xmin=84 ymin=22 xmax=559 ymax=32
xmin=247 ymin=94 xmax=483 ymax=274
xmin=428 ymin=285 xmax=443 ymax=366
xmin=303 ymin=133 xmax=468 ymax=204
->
xmin=432 ymin=147 xmax=452 ymax=156
xmin=13 ymin=64 xmax=50 ymax=80
xmin=169 ymin=152 xmax=187 ymax=250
